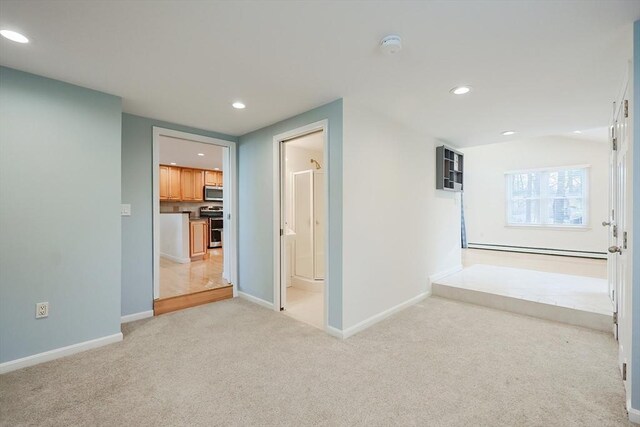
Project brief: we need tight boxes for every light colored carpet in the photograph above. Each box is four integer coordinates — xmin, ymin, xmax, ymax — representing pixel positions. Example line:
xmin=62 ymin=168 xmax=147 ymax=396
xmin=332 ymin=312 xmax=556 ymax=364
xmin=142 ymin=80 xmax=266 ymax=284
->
xmin=0 ymin=297 xmax=632 ymax=426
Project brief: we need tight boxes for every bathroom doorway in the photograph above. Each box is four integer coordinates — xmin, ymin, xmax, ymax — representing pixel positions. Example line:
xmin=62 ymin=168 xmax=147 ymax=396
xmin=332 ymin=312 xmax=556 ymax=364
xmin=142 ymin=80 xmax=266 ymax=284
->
xmin=275 ymin=124 xmax=327 ymax=330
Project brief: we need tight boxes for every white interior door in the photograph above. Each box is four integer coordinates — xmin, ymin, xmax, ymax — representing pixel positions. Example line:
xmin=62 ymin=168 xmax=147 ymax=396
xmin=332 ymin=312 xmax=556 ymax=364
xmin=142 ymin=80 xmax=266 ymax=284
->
xmin=607 ymin=73 xmax=632 ymax=400
xmin=293 ymin=170 xmax=314 ymax=279
xmin=314 ymin=171 xmax=325 ymax=279
xmin=613 ymin=95 xmax=630 ymax=354
xmin=606 ymin=120 xmax=618 ymax=315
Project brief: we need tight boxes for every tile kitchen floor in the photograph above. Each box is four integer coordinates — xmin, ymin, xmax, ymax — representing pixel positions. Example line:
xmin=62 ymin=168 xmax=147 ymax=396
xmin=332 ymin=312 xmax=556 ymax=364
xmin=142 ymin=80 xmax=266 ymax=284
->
xmin=159 ymin=248 xmax=228 ymax=299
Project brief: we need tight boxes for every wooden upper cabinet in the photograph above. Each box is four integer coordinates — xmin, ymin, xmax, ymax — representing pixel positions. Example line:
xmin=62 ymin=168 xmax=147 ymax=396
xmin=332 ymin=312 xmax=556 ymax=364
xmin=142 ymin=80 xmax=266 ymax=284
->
xmin=180 ymin=168 xmax=205 ymax=201
xmin=204 ymin=171 xmax=217 ymax=186
xmin=159 ymin=166 xmax=170 ymax=200
xmin=180 ymin=169 xmax=195 ymax=200
xmin=169 ymin=167 xmax=181 ymax=200
xmin=204 ymin=170 xmax=222 ymax=187
xmin=193 ymin=170 xmax=204 ymax=201
xmin=160 ymin=166 xmax=217 ymax=201
xmin=163 ymin=166 xmax=181 ymax=200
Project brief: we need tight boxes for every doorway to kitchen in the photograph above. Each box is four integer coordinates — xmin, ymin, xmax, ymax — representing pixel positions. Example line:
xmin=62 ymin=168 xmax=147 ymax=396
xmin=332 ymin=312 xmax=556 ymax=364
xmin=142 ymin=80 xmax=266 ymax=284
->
xmin=274 ymin=122 xmax=328 ymax=330
xmin=152 ymin=127 xmax=237 ymax=315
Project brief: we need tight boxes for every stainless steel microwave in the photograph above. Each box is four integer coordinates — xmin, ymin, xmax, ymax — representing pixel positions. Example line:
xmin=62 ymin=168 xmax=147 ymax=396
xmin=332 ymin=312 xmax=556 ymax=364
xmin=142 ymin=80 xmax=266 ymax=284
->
xmin=204 ymin=186 xmax=223 ymax=201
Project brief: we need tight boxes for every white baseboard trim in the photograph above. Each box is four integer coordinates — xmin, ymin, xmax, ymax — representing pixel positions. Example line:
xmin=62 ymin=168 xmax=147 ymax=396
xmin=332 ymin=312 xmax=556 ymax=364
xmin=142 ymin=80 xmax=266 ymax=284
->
xmin=0 ymin=332 xmax=123 ymax=374
xmin=429 ymin=264 xmax=463 ymax=285
xmin=121 ymin=310 xmax=154 ymax=323
xmin=628 ymin=403 xmax=640 ymax=424
xmin=342 ymin=291 xmax=431 ymax=339
xmin=160 ymin=253 xmax=190 ymax=264
xmin=237 ymin=291 xmax=274 ymax=310
xmin=326 ymin=325 xmax=344 ymax=339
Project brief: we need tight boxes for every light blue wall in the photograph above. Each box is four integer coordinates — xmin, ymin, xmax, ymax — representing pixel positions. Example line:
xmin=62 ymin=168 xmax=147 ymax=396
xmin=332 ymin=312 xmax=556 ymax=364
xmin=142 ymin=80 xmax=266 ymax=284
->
xmin=238 ymin=100 xmax=343 ymax=329
xmin=632 ymin=19 xmax=640 ymax=414
xmin=121 ymin=114 xmax=237 ymax=316
xmin=0 ymin=67 xmax=122 ymax=363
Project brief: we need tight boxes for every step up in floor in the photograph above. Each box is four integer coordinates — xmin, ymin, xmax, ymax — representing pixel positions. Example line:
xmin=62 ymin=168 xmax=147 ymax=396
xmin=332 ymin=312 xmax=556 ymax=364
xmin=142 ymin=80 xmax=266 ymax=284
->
xmin=432 ymin=282 xmax=612 ymax=332
xmin=154 ymin=285 xmax=233 ymax=315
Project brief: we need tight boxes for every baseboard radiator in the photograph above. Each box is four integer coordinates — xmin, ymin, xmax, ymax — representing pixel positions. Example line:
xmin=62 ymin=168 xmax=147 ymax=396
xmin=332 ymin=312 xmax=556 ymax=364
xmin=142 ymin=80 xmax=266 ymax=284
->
xmin=467 ymin=243 xmax=607 ymax=260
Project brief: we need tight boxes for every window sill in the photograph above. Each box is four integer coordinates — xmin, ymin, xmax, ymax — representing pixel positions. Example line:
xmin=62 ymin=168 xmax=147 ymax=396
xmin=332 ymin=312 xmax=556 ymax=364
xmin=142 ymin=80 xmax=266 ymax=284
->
xmin=505 ymin=224 xmax=591 ymax=231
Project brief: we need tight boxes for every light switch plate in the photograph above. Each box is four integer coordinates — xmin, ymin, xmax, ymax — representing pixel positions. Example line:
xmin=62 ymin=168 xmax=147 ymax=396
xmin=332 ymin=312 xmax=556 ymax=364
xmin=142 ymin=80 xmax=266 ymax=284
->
xmin=121 ymin=204 xmax=131 ymax=216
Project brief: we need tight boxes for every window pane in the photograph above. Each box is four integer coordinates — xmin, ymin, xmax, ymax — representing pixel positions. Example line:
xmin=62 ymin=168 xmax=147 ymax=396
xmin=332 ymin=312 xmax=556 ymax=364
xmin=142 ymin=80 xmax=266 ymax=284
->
xmin=509 ymin=199 xmax=540 ymax=224
xmin=511 ymin=173 xmax=540 ymax=198
xmin=543 ymin=198 xmax=584 ymax=225
xmin=548 ymin=169 xmax=583 ymax=198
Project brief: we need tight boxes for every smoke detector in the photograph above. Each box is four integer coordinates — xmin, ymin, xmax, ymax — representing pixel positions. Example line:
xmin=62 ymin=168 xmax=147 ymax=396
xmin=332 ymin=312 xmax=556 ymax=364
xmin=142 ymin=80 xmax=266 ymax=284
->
xmin=380 ymin=35 xmax=402 ymax=55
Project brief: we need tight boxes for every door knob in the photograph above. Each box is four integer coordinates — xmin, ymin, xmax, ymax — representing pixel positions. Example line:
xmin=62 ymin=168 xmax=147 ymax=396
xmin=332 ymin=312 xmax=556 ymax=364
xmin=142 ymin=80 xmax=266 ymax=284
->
xmin=608 ymin=245 xmax=622 ymax=254
xmin=602 ymin=221 xmax=612 ymax=227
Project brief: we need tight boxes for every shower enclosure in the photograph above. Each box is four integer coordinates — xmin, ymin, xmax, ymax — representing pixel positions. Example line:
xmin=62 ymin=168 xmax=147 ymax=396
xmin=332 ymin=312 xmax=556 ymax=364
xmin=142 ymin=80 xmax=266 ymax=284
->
xmin=292 ymin=169 xmax=324 ymax=281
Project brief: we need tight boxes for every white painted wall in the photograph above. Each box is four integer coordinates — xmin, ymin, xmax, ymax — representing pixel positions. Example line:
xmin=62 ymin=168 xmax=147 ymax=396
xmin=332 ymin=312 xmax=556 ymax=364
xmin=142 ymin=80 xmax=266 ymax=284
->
xmin=159 ymin=213 xmax=190 ymax=263
xmin=461 ymin=136 xmax=609 ymax=253
xmin=342 ymin=99 xmax=462 ymax=330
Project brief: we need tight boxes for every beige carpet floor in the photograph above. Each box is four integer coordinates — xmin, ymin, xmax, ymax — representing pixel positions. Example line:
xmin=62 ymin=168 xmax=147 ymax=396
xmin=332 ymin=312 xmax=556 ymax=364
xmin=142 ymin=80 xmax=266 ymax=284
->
xmin=0 ymin=297 xmax=632 ymax=426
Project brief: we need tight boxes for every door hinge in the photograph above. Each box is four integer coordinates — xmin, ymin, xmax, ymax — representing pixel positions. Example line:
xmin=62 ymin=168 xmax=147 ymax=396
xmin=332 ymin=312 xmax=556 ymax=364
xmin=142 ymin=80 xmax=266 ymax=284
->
xmin=227 ymin=213 xmax=231 ymax=220
xmin=613 ymin=312 xmax=618 ymax=325
xmin=623 ymin=231 xmax=627 ymax=249
xmin=280 ymin=228 xmax=283 ymax=236
xmin=624 ymin=100 xmax=629 ymax=118
xmin=612 ymin=138 xmax=617 ymax=151
xmin=613 ymin=225 xmax=618 ymax=238
xmin=622 ymin=362 xmax=627 ymax=381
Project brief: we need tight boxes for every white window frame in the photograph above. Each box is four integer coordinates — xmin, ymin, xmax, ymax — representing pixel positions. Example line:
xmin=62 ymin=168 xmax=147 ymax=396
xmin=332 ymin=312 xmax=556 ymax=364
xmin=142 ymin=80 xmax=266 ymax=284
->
xmin=504 ymin=164 xmax=590 ymax=229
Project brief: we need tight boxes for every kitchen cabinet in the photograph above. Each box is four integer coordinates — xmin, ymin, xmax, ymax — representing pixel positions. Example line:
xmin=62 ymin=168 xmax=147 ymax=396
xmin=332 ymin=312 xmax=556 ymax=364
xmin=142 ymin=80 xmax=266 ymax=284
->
xmin=160 ymin=165 xmax=215 ymax=201
xmin=205 ymin=170 xmax=223 ymax=187
xmin=159 ymin=166 xmax=169 ymax=200
xmin=180 ymin=168 xmax=205 ymax=201
xmin=193 ymin=170 xmax=204 ymax=201
xmin=189 ymin=220 xmax=208 ymax=259
xmin=160 ymin=165 xmax=182 ymax=201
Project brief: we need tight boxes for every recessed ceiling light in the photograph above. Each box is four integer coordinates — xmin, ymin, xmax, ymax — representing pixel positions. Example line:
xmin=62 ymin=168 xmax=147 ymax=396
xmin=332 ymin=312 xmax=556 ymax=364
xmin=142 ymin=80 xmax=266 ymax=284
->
xmin=450 ymin=86 xmax=471 ymax=95
xmin=232 ymin=102 xmax=246 ymax=109
xmin=501 ymin=131 xmax=516 ymax=136
xmin=197 ymin=153 xmax=205 ymax=156
xmin=170 ymin=162 xmax=177 ymax=165
xmin=573 ymin=130 xmax=582 ymax=134
xmin=0 ymin=29 xmax=29 ymax=44
xmin=214 ymin=167 xmax=220 ymax=170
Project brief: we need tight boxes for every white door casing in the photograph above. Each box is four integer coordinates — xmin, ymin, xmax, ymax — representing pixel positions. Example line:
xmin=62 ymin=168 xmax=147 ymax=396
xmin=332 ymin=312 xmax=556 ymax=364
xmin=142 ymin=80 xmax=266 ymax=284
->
xmin=152 ymin=127 xmax=238 ymax=300
xmin=272 ymin=120 xmax=329 ymax=331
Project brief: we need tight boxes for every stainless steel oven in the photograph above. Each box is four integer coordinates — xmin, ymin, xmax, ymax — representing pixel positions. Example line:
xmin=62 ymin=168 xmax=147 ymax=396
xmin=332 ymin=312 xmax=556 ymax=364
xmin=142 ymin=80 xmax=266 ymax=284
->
xmin=200 ymin=206 xmax=223 ymax=248
xmin=209 ymin=217 xmax=223 ymax=248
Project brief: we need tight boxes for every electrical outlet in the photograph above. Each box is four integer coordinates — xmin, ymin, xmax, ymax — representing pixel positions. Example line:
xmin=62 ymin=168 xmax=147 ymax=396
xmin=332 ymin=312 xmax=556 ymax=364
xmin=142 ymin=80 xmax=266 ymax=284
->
xmin=121 ymin=204 xmax=131 ymax=216
xmin=36 ymin=302 xmax=49 ymax=319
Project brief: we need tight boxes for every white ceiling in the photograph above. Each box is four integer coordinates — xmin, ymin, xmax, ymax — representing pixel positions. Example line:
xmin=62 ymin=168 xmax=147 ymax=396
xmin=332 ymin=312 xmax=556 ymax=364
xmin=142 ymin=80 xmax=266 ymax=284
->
xmin=1 ymin=1 xmax=638 ymax=146
xmin=159 ymin=135 xmax=223 ymax=170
